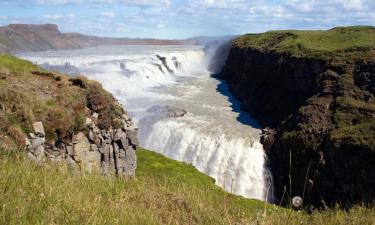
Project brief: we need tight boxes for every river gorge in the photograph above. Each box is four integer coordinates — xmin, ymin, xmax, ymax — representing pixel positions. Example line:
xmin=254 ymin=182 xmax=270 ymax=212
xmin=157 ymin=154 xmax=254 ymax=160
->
xmin=18 ymin=45 xmax=273 ymax=202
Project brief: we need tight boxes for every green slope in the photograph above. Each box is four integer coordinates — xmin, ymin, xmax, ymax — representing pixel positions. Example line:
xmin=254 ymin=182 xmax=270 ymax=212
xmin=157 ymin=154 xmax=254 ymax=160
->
xmin=234 ymin=26 xmax=375 ymax=59
xmin=1 ymin=148 xmax=374 ymax=225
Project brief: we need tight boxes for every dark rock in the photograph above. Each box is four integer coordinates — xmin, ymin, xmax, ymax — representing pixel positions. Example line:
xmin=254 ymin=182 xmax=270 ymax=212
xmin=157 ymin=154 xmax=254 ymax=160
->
xmin=156 ymin=54 xmax=174 ymax=73
xmin=165 ymin=106 xmax=187 ymax=118
xmin=220 ymin=45 xmax=375 ymax=207
xmin=172 ymin=56 xmax=181 ymax=70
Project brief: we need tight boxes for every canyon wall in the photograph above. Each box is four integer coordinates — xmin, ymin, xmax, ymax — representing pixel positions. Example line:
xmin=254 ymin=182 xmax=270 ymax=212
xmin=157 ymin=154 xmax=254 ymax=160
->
xmin=220 ymin=27 xmax=375 ymax=207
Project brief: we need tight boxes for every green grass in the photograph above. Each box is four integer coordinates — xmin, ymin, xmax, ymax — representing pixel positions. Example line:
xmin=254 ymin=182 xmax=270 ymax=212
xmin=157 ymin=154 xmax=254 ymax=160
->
xmin=0 ymin=54 xmax=38 ymax=74
xmin=0 ymin=148 xmax=374 ymax=225
xmin=234 ymin=26 xmax=375 ymax=59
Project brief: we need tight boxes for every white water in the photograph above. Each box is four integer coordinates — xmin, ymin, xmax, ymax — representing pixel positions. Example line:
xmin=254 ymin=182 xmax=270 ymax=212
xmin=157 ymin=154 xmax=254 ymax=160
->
xmin=18 ymin=45 xmax=273 ymax=201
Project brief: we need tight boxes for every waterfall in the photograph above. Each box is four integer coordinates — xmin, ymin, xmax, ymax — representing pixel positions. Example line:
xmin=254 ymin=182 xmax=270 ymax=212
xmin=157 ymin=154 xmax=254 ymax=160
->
xmin=18 ymin=44 xmax=273 ymax=202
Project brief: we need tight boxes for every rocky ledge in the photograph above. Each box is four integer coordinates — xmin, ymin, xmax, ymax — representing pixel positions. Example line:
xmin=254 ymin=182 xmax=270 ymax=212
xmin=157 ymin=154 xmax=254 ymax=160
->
xmin=26 ymin=111 xmax=138 ymax=177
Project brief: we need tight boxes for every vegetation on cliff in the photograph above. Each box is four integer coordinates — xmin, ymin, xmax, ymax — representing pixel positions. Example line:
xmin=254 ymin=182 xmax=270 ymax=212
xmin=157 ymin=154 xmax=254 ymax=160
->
xmin=234 ymin=26 xmax=375 ymax=59
xmin=0 ymin=55 xmax=123 ymax=149
xmin=222 ymin=26 xmax=375 ymax=207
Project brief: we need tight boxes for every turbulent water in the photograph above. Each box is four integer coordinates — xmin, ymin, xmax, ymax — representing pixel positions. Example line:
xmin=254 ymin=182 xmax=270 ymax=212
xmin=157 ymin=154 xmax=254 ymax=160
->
xmin=19 ymin=45 xmax=273 ymax=201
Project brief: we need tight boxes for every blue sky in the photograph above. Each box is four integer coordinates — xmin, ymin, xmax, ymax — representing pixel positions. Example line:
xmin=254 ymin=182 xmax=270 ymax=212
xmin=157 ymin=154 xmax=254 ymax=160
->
xmin=0 ymin=0 xmax=374 ymax=39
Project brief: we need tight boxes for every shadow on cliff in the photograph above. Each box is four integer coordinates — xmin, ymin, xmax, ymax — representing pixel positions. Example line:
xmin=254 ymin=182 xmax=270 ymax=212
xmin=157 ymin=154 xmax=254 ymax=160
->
xmin=213 ymin=76 xmax=262 ymax=129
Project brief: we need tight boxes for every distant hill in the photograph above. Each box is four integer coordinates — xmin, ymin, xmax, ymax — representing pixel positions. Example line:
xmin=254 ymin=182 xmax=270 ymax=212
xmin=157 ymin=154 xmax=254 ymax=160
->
xmin=0 ymin=24 xmax=187 ymax=53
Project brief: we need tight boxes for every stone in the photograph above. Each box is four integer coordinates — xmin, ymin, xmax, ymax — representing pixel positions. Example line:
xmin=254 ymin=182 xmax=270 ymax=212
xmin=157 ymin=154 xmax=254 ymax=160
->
xmin=124 ymin=146 xmax=137 ymax=175
xmin=44 ymin=141 xmax=55 ymax=150
xmin=33 ymin=144 xmax=45 ymax=162
xmin=86 ymin=151 xmax=101 ymax=173
xmin=27 ymin=152 xmax=37 ymax=161
xmin=66 ymin=156 xmax=80 ymax=173
xmin=118 ymin=149 xmax=126 ymax=159
xmin=32 ymin=121 xmax=45 ymax=137
xmin=85 ymin=117 xmax=92 ymax=126
xmin=113 ymin=129 xmax=126 ymax=141
xmin=66 ymin=145 xmax=74 ymax=156
xmin=90 ymin=144 xmax=98 ymax=152
xmin=30 ymin=137 xmax=45 ymax=150
xmin=25 ymin=136 xmax=31 ymax=147
xmin=165 ymin=106 xmax=187 ymax=118
xmin=28 ymin=133 xmax=36 ymax=139
xmin=126 ymin=130 xmax=139 ymax=146
xmin=119 ymin=138 xmax=129 ymax=149
xmin=113 ymin=142 xmax=120 ymax=154
xmin=72 ymin=132 xmax=90 ymax=163
xmin=88 ymin=130 xmax=95 ymax=142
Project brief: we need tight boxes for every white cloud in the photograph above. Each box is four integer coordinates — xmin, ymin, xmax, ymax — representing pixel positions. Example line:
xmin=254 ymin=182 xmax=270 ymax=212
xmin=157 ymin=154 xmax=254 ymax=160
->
xmin=338 ymin=0 xmax=366 ymax=10
xmin=43 ymin=14 xmax=64 ymax=20
xmin=35 ymin=0 xmax=82 ymax=4
xmin=43 ymin=13 xmax=75 ymax=20
xmin=120 ymin=0 xmax=172 ymax=7
xmin=101 ymin=11 xmax=115 ymax=18
xmin=0 ymin=16 xmax=7 ymax=20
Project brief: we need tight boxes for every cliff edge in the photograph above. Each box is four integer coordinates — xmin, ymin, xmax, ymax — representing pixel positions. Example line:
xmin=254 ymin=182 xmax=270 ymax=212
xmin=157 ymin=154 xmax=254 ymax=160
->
xmin=0 ymin=55 xmax=138 ymax=177
xmin=220 ymin=26 xmax=375 ymax=207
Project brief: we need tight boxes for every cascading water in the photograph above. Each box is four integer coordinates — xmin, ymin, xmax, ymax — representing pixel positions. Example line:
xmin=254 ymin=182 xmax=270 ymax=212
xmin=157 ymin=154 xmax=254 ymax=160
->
xmin=18 ymin=44 xmax=273 ymax=202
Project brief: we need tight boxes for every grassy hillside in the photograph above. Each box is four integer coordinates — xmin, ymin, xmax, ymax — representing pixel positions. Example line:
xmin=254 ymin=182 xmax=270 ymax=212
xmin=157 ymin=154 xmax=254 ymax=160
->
xmin=0 ymin=54 xmax=124 ymax=150
xmin=234 ymin=26 xmax=375 ymax=59
xmin=0 ymin=148 xmax=374 ymax=225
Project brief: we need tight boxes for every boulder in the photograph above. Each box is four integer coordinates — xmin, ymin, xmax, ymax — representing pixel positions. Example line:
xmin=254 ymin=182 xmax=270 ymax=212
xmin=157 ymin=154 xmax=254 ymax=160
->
xmin=66 ymin=145 xmax=74 ymax=156
xmin=72 ymin=132 xmax=90 ymax=163
xmin=32 ymin=121 xmax=45 ymax=137
xmin=124 ymin=146 xmax=137 ymax=176
xmin=126 ymin=130 xmax=139 ymax=146
xmin=85 ymin=117 xmax=92 ymax=126
xmin=166 ymin=106 xmax=187 ymax=117
xmin=119 ymin=138 xmax=129 ymax=149
xmin=113 ymin=129 xmax=126 ymax=141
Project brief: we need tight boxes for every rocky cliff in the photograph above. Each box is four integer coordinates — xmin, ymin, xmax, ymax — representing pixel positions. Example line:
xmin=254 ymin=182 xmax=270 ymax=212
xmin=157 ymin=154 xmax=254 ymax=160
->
xmin=0 ymin=55 xmax=138 ymax=177
xmin=220 ymin=26 xmax=375 ymax=207
xmin=0 ymin=24 xmax=186 ymax=53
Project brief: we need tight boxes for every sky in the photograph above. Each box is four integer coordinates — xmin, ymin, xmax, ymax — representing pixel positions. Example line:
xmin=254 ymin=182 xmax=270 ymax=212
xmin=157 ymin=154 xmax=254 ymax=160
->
xmin=0 ymin=0 xmax=374 ymax=39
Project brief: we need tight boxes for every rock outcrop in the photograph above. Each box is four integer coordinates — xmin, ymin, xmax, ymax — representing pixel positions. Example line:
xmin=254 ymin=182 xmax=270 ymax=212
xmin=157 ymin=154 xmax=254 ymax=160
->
xmin=220 ymin=27 xmax=375 ymax=207
xmin=0 ymin=55 xmax=139 ymax=178
xmin=26 ymin=110 xmax=138 ymax=177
